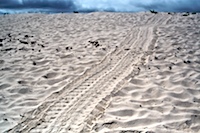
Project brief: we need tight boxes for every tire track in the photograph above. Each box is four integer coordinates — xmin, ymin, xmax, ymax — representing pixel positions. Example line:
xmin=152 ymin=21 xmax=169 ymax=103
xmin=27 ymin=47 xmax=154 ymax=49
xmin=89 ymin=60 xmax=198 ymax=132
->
xmin=6 ymin=13 xmax=171 ymax=133
xmin=39 ymin=27 xmax=144 ymax=132
xmin=82 ymin=27 xmax=153 ymax=133
xmin=52 ymin=52 xmax=135 ymax=133
xmin=83 ymin=14 xmax=172 ymax=133
xmin=6 ymin=26 xmax=142 ymax=133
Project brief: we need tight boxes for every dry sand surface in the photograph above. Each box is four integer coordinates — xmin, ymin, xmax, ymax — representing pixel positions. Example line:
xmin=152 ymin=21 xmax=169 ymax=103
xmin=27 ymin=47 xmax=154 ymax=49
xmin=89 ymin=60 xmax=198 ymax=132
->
xmin=0 ymin=12 xmax=199 ymax=133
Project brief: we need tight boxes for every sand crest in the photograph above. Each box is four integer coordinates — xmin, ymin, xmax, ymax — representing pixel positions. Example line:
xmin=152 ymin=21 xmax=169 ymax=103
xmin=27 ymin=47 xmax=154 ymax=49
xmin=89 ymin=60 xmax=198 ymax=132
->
xmin=0 ymin=12 xmax=199 ymax=133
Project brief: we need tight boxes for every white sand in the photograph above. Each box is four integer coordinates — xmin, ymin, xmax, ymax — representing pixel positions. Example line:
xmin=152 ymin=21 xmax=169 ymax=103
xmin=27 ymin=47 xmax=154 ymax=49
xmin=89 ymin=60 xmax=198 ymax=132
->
xmin=0 ymin=12 xmax=199 ymax=133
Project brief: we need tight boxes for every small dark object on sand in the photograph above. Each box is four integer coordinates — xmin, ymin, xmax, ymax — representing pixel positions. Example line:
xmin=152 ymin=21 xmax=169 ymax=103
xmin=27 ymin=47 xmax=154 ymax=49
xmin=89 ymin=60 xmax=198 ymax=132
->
xmin=183 ymin=60 xmax=191 ymax=64
xmin=96 ymin=43 xmax=100 ymax=47
xmin=0 ymin=38 xmax=4 ymax=42
xmin=66 ymin=46 xmax=72 ymax=50
xmin=24 ymin=35 xmax=29 ymax=38
xmin=41 ymin=44 xmax=45 ymax=48
xmin=43 ymin=75 xmax=48 ymax=79
xmin=154 ymin=56 xmax=158 ymax=60
xmin=0 ymin=43 xmax=3 ymax=47
xmin=1 ymin=48 xmax=14 ymax=52
xmin=19 ymin=40 xmax=28 ymax=44
xmin=7 ymin=33 xmax=11 ymax=38
xmin=3 ymin=118 xmax=8 ymax=121
xmin=124 ymin=48 xmax=130 ymax=51
xmin=18 ymin=81 xmax=22 ymax=84
xmin=182 ymin=12 xmax=189 ymax=16
xmin=89 ymin=40 xmax=100 ymax=47
xmin=33 ymin=61 xmax=36 ymax=65
xmin=31 ymin=41 xmax=36 ymax=44
xmin=150 ymin=10 xmax=158 ymax=14
xmin=19 ymin=47 xmax=28 ymax=51
xmin=102 ymin=48 xmax=106 ymax=51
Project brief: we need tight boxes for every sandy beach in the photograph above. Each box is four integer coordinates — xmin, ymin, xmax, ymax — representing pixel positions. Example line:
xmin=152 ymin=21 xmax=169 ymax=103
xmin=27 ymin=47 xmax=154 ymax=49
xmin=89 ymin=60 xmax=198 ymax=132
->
xmin=0 ymin=12 xmax=200 ymax=133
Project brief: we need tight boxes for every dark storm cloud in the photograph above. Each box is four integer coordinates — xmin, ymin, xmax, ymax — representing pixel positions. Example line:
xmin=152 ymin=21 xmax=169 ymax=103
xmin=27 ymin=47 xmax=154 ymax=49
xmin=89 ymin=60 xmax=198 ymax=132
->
xmin=0 ymin=0 xmax=18 ymax=9
xmin=173 ymin=0 xmax=200 ymax=12
xmin=76 ymin=0 xmax=200 ymax=12
xmin=0 ymin=0 xmax=76 ymax=12
xmin=134 ymin=0 xmax=200 ymax=12
xmin=0 ymin=0 xmax=200 ymax=14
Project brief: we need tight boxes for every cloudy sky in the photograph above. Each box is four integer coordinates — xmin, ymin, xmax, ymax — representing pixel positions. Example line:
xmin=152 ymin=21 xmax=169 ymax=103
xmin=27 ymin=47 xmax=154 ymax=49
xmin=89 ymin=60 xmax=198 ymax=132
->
xmin=0 ymin=0 xmax=200 ymax=14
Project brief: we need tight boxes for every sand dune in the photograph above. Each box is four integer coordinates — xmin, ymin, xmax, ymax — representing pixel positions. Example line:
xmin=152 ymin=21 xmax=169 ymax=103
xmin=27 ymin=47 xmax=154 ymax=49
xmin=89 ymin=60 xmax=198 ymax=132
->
xmin=0 ymin=12 xmax=199 ymax=133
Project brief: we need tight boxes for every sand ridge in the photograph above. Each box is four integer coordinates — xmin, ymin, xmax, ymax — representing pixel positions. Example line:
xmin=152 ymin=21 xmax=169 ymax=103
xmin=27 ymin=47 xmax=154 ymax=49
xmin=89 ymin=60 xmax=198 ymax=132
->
xmin=0 ymin=12 xmax=200 ymax=133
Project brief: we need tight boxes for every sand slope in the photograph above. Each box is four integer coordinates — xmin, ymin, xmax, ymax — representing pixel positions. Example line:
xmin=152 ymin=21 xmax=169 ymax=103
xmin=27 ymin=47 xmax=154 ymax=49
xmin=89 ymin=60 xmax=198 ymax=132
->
xmin=0 ymin=12 xmax=199 ymax=133
xmin=88 ymin=15 xmax=200 ymax=133
xmin=0 ymin=13 xmax=129 ymax=132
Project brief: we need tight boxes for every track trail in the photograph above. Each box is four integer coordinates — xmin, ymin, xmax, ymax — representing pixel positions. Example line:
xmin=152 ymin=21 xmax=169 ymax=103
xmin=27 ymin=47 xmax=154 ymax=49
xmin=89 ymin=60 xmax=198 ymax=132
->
xmin=7 ymin=14 xmax=171 ymax=133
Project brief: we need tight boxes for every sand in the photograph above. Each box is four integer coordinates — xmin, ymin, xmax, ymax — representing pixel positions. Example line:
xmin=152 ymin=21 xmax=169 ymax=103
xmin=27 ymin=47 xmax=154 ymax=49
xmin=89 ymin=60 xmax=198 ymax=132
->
xmin=0 ymin=12 xmax=199 ymax=133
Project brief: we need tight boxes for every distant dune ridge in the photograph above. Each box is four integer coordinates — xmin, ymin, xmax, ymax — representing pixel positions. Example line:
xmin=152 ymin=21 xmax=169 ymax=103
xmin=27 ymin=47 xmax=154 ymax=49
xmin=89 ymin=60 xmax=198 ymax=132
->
xmin=0 ymin=12 xmax=200 ymax=133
